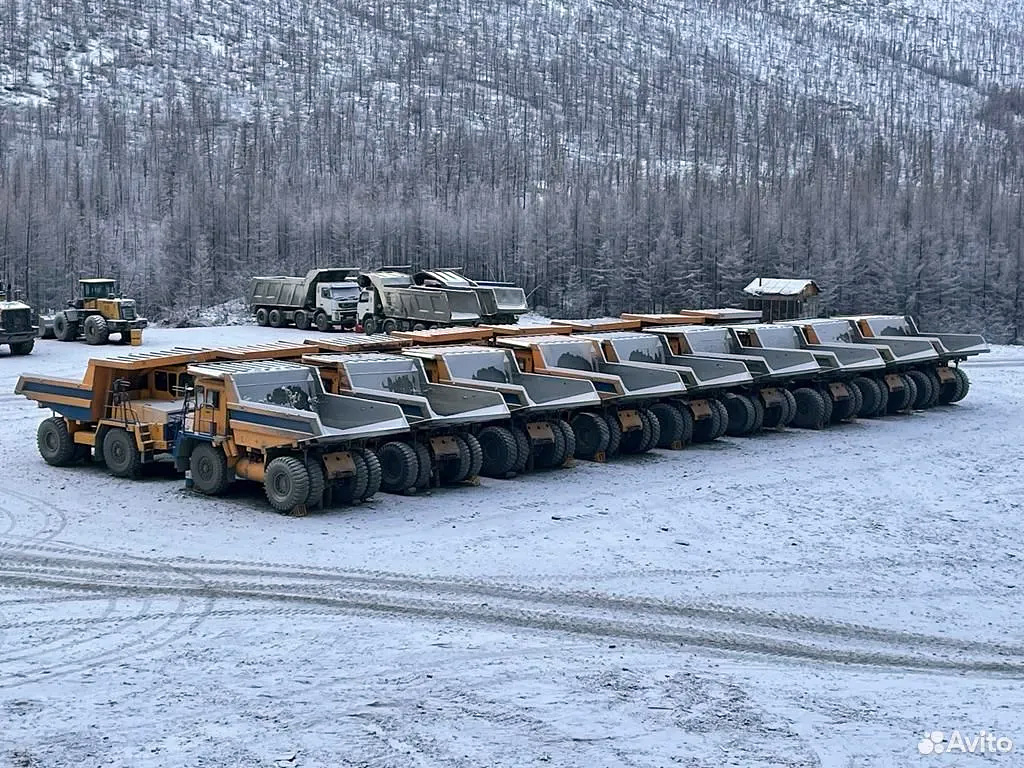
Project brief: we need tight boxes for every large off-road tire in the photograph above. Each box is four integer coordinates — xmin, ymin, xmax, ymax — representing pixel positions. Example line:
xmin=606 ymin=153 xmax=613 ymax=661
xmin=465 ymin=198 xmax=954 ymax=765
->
xmin=818 ymin=386 xmax=834 ymax=424
xmin=888 ymin=374 xmax=915 ymax=412
xmin=478 ymin=425 xmax=517 ymax=477
xmin=722 ymin=392 xmax=755 ymax=436
xmin=760 ymin=393 xmax=786 ymax=429
xmin=950 ymin=367 xmax=970 ymax=403
xmin=315 ymin=312 xmax=331 ymax=332
xmin=604 ymin=411 xmax=623 ymax=457
xmin=534 ymin=421 xmax=568 ymax=468
xmin=852 ymin=377 xmax=881 ymax=417
xmin=409 ymin=441 xmax=432 ymax=489
xmin=747 ymin=396 xmax=765 ymax=434
xmin=413 ymin=323 xmax=427 ymax=331
xmin=304 ymin=456 xmax=326 ymax=510
xmin=82 ymin=315 xmax=110 ymax=345
xmin=101 ymin=428 xmax=142 ymax=478
xmin=463 ymin=433 xmax=483 ymax=478
xmin=846 ymin=380 xmax=863 ymax=420
xmin=190 ymin=443 xmax=231 ymax=495
xmin=362 ymin=316 xmax=378 ymax=335
xmin=650 ymin=402 xmax=687 ymax=448
xmin=264 ymin=456 xmax=311 ymax=513
xmin=830 ymin=386 xmax=858 ymax=423
xmin=779 ymin=388 xmax=797 ymax=427
xmin=268 ymin=309 xmax=284 ymax=328
xmin=357 ymin=448 xmax=383 ymax=500
xmin=571 ymin=412 xmax=610 ymax=459
xmin=555 ymin=419 xmax=576 ymax=462
xmin=511 ymin=425 xmax=531 ymax=472
xmin=37 ymin=417 xmax=77 ymax=466
xmin=691 ymin=401 xmax=722 ymax=443
xmin=712 ymin=399 xmax=730 ymax=439
xmin=638 ymin=408 xmax=661 ymax=452
xmin=293 ymin=309 xmax=310 ymax=331
xmin=255 ymin=308 xmax=269 ymax=326
xmin=378 ymin=441 xmax=419 ymax=492
xmin=381 ymin=318 xmax=398 ymax=334
xmin=906 ymin=370 xmax=933 ymax=410
xmin=53 ymin=312 xmax=75 ymax=341
xmin=438 ymin=435 xmax=473 ymax=483
xmin=620 ymin=409 xmax=659 ymax=454
xmin=791 ymin=387 xmax=827 ymax=430
xmin=924 ymin=369 xmax=942 ymax=408
xmin=9 ymin=339 xmax=33 ymax=355
xmin=333 ymin=452 xmax=369 ymax=506
xmin=873 ymin=377 xmax=890 ymax=415
xmin=937 ymin=371 xmax=958 ymax=404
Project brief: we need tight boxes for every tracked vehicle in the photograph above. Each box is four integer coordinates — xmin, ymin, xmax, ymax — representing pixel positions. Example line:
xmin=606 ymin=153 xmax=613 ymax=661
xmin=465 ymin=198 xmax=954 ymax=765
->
xmin=15 ymin=343 xmax=410 ymax=514
xmin=492 ymin=334 xmax=687 ymax=460
xmin=403 ymin=344 xmax=602 ymax=475
xmin=834 ymin=315 xmax=988 ymax=408
xmin=301 ymin=352 xmax=511 ymax=491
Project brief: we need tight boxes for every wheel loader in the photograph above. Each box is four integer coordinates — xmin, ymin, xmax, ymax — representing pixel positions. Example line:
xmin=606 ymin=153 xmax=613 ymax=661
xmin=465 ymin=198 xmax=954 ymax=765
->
xmin=15 ymin=343 xmax=411 ymax=514
xmin=300 ymin=351 xmax=512 ymax=492
xmin=39 ymin=279 xmax=148 ymax=345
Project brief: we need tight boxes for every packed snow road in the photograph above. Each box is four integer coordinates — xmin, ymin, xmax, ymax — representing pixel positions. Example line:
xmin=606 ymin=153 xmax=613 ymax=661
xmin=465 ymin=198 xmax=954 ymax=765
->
xmin=1 ymin=327 xmax=1022 ymax=767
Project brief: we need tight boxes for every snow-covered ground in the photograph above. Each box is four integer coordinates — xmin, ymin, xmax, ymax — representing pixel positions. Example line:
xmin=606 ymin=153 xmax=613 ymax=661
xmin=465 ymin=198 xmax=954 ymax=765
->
xmin=1 ymin=327 xmax=1022 ymax=767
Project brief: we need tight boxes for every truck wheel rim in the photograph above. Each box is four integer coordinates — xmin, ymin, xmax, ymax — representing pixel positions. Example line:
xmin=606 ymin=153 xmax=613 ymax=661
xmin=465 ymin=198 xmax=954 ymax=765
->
xmin=273 ymin=473 xmax=289 ymax=495
xmin=43 ymin=431 xmax=57 ymax=451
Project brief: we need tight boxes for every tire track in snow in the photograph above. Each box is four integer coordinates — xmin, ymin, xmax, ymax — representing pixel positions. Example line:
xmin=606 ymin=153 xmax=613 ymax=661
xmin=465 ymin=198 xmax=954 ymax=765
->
xmin=2 ymin=558 xmax=1024 ymax=676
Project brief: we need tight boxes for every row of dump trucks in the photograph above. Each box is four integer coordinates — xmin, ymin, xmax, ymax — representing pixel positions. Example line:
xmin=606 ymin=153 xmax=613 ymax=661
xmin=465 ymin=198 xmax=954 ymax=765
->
xmin=15 ymin=313 xmax=988 ymax=515
xmin=246 ymin=267 xmax=530 ymax=333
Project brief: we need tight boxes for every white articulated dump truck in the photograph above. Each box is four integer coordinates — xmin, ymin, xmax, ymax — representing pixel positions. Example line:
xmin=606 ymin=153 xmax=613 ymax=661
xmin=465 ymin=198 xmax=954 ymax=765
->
xmin=247 ymin=268 xmax=360 ymax=332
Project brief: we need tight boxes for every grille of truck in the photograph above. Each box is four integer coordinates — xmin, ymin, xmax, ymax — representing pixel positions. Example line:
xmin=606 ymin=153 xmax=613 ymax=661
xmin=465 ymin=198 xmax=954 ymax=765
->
xmin=121 ymin=304 xmax=136 ymax=320
xmin=2 ymin=308 xmax=30 ymax=332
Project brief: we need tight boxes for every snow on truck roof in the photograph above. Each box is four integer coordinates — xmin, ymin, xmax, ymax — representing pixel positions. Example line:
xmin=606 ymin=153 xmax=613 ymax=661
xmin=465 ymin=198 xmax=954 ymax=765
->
xmin=187 ymin=359 xmax=314 ymax=378
xmin=742 ymin=278 xmax=819 ymax=297
xmin=88 ymin=341 xmax=317 ymax=370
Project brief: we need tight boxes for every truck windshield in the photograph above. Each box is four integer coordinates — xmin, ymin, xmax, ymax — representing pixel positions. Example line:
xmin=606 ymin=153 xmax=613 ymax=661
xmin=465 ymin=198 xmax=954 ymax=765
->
xmin=328 ymin=285 xmax=360 ymax=299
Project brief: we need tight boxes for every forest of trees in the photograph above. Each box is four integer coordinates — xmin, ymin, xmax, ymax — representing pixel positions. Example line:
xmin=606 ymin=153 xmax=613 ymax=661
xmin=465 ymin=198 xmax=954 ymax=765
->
xmin=1 ymin=0 xmax=1024 ymax=340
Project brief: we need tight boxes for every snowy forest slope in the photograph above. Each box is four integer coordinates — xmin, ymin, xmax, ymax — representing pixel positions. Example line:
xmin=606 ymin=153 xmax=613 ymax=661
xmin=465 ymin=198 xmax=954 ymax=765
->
xmin=2 ymin=0 xmax=1024 ymax=337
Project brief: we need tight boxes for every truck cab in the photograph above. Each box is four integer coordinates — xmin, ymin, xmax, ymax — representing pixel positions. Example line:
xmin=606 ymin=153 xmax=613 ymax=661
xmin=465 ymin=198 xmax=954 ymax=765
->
xmin=317 ymin=281 xmax=361 ymax=325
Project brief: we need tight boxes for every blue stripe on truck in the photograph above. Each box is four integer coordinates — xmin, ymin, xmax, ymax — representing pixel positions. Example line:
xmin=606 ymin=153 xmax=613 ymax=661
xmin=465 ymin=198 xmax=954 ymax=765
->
xmin=228 ymin=409 xmax=315 ymax=434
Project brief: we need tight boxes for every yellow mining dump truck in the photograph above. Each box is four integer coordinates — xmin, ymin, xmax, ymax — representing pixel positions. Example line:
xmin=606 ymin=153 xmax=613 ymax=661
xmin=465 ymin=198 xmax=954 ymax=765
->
xmin=15 ymin=342 xmax=411 ymax=514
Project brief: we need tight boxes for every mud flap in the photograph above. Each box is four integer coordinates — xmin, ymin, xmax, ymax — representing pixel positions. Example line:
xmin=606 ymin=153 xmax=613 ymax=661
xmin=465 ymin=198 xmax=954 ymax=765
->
xmin=688 ymin=398 xmax=712 ymax=421
xmin=828 ymin=382 xmax=850 ymax=401
xmin=759 ymin=387 xmax=783 ymax=407
xmin=616 ymin=408 xmax=642 ymax=433
xmin=936 ymin=366 xmax=956 ymax=383
xmin=526 ymin=421 xmax=555 ymax=444
xmin=322 ymin=450 xmax=356 ymax=480
xmin=429 ymin=434 xmax=461 ymax=457
xmin=884 ymin=373 xmax=905 ymax=391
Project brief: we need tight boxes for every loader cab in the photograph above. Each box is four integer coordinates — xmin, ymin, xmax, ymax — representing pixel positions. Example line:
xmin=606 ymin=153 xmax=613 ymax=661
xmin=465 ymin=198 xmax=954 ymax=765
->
xmin=81 ymin=279 xmax=118 ymax=302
